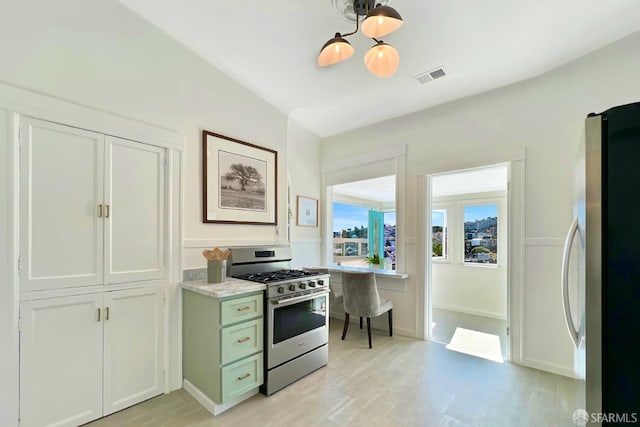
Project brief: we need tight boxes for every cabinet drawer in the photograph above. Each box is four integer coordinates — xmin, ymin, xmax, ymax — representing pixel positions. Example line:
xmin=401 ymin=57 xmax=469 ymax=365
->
xmin=220 ymin=294 xmax=262 ymax=326
xmin=221 ymin=319 xmax=263 ymax=365
xmin=221 ymin=353 xmax=263 ymax=402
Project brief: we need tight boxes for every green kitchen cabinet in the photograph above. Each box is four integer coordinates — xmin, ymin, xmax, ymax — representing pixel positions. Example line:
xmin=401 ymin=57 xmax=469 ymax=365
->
xmin=182 ymin=290 xmax=263 ymax=407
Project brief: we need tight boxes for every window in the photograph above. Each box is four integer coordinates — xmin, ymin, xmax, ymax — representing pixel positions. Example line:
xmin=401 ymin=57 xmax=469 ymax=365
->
xmin=383 ymin=211 xmax=396 ymax=268
xmin=432 ymin=210 xmax=447 ymax=259
xmin=332 ymin=202 xmax=397 ymax=267
xmin=463 ymin=204 xmax=498 ymax=264
xmin=332 ymin=202 xmax=369 ymax=264
xmin=330 ymin=174 xmax=397 ymax=269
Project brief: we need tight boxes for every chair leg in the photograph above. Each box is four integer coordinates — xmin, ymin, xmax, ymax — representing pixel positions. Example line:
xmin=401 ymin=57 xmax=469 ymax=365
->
xmin=359 ymin=317 xmax=363 ymax=329
xmin=342 ymin=313 xmax=350 ymax=340
xmin=388 ymin=309 xmax=393 ymax=337
xmin=367 ymin=318 xmax=372 ymax=348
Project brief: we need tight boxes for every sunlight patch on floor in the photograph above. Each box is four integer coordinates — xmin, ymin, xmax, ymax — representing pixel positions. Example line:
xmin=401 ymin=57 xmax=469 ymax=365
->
xmin=445 ymin=327 xmax=504 ymax=363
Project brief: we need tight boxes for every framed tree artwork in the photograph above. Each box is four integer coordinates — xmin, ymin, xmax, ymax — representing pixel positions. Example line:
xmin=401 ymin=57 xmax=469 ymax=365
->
xmin=203 ymin=130 xmax=277 ymax=225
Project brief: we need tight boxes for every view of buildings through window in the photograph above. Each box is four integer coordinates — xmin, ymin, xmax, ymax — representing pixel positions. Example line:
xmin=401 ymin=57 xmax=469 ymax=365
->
xmin=432 ymin=210 xmax=447 ymax=258
xmin=333 ymin=202 xmax=396 ymax=267
xmin=464 ymin=204 xmax=498 ymax=264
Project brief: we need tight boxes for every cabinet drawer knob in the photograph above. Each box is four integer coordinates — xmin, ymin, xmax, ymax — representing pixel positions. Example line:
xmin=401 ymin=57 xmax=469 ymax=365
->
xmin=237 ymin=373 xmax=251 ymax=381
xmin=98 ymin=205 xmax=103 ymax=218
xmin=105 ymin=204 xmax=110 ymax=218
xmin=105 ymin=306 xmax=110 ymax=320
xmin=236 ymin=306 xmax=251 ymax=311
xmin=97 ymin=308 xmax=101 ymax=322
xmin=237 ymin=336 xmax=251 ymax=343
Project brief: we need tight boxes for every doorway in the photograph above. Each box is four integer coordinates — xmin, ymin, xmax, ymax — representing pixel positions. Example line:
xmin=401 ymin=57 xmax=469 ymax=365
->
xmin=427 ymin=164 xmax=509 ymax=362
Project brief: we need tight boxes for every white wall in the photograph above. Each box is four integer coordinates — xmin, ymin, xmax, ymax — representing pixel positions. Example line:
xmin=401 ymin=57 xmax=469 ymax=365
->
xmin=287 ymin=117 xmax=323 ymax=268
xmin=431 ymin=193 xmax=507 ymax=319
xmin=0 ymin=0 xmax=324 ymax=270
xmin=0 ymin=108 xmax=18 ymax=427
xmin=321 ymin=30 xmax=640 ymax=377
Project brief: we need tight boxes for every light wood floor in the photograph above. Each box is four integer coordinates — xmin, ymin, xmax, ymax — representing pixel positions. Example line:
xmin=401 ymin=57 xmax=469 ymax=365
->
xmin=86 ymin=319 xmax=581 ymax=427
xmin=431 ymin=308 xmax=508 ymax=360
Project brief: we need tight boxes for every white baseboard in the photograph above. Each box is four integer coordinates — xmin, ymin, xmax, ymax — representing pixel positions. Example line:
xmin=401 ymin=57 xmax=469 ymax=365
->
xmin=518 ymin=357 xmax=577 ymax=379
xmin=432 ymin=304 xmax=506 ymax=320
xmin=183 ymin=379 xmax=258 ymax=416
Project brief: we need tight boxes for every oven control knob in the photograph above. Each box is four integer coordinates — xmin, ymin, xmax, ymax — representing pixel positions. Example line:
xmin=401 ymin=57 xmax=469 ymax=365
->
xmin=277 ymin=286 xmax=285 ymax=294
xmin=309 ymin=282 xmax=316 ymax=288
xmin=317 ymin=280 xmax=324 ymax=286
xmin=289 ymin=285 xmax=296 ymax=291
xmin=300 ymin=283 xmax=307 ymax=289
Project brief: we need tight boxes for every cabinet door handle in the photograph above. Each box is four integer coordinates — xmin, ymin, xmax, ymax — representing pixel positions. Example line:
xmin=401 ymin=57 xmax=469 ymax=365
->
xmin=236 ymin=306 xmax=251 ymax=311
xmin=105 ymin=204 xmax=110 ymax=218
xmin=98 ymin=205 xmax=103 ymax=218
xmin=105 ymin=306 xmax=110 ymax=320
xmin=97 ymin=308 xmax=101 ymax=322
xmin=237 ymin=337 xmax=251 ymax=343
xmin=237 ymin=373 xmax=251 ymax=381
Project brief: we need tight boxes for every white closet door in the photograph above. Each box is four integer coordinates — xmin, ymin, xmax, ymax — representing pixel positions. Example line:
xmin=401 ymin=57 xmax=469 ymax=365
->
xmin=20 ymin=117 xmax=105 ymax=292
xmin=104 ymin=136 xmax=165 ymax=284
xmin=19 ymin=294 xmax=103 ymax=427
xmin=103 ymin=287 xmax=164 ymax=415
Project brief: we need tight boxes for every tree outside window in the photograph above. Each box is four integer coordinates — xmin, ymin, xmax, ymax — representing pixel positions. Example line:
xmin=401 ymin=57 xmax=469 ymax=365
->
xmin=432 ymin=210 xmax=447 ymax=259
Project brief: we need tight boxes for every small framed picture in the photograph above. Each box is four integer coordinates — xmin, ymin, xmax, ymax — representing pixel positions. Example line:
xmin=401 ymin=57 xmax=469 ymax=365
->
xmin=296 ymin=196 xmax=318 ymax=227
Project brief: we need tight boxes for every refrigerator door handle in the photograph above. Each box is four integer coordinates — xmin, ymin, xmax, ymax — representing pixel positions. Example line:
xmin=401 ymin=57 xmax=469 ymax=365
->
xmin=561 ymin=216 xmax=580 ymax=347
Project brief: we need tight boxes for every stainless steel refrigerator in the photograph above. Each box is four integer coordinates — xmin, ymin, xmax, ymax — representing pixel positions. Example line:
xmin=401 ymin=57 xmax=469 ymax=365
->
xmin=562 ymin=102 xmax=640 ymax=425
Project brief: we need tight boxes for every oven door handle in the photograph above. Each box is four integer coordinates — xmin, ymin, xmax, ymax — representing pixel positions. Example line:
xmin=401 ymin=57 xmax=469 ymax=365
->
xmin=271 ymin=290 xmax=330 ymax=305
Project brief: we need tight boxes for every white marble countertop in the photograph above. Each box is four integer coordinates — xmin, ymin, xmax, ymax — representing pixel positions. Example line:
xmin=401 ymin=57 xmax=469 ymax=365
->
xmin=305 ymin=266 xmax=409 ymax=279
xmin=180 ymin=278 xmax=265 ymax=299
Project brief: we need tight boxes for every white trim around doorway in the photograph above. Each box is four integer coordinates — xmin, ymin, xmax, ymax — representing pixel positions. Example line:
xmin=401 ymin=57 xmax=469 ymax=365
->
xmin=418 ymin=156 xmax=525 ymax=367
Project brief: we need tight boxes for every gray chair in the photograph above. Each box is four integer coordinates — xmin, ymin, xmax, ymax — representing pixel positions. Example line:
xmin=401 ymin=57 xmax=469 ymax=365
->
xmin=341 ymin=271 xmax=393 ymax=348
xmin=304 ymin=267 xmax=343 ymax=306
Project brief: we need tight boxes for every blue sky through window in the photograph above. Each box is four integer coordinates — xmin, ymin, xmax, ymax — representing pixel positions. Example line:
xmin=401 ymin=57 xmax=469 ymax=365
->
xmin=464 ymin=204 xmax=497 ymax=222
xmin=333 ymin=203 xmax=396 ymax=232
xmin=432 ymin=211 xmax=444 ymax=227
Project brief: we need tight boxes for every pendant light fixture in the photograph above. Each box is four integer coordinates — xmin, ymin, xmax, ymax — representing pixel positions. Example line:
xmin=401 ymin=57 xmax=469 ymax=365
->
xmin=318 ymin=0 xmax=403 ymax=78
xmin=364 ymin=40 xmax=400 ymax=78
xmin=362 ymin=4 xmax=404 ymax=38
xmin=318 ymin=33 xmax=355 ymax=66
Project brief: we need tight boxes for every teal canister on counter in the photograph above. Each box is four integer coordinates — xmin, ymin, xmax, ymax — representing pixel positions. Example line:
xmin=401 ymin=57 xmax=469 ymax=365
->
xmin=207 ymin=259 xmax=227 ymax=284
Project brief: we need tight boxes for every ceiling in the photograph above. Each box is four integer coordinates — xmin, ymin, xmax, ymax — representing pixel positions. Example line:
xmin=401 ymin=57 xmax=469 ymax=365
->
xmin=331 ymin=165 xmax=506 ymax=203
xmin=118 ymin=0 xmax=640 ymax=137
xmin=333 ymin=175 xmax=396 ymax=203
xmin=432 ymin=165 xmax=507 ymax=197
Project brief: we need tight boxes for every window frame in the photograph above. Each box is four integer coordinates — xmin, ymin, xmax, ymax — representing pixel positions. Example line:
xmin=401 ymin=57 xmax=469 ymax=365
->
xmin=322 ymin=146 xmax=406 ymax=273
xmin=461 ymin=202 xmax=500 ymax=268
xmin=431 ymin=209 xmax=448 ymax=263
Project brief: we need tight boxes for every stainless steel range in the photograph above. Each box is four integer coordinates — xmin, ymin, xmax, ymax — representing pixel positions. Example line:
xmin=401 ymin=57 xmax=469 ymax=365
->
xmin=229 ymin=246 xmax=330 ymax=396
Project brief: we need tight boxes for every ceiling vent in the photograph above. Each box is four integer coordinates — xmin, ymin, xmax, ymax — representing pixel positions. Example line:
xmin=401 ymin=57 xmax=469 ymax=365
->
xmin=414 ymin=67 xmax=447 ymax=84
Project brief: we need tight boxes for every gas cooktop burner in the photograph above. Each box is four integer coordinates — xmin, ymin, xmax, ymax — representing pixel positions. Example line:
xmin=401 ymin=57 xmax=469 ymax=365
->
xmin=233 ymin=269 xmax=324 ymax=284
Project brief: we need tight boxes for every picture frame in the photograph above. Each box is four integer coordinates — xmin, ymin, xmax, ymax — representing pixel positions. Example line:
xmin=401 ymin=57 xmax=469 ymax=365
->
xmin=203 ymin=130 xmax=277 ymax=225
xmin=296 ymin=195 xmax=318 ymax=227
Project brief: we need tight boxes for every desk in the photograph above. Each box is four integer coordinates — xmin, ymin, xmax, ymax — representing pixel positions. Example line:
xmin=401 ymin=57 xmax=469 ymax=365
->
xmin=328 ymin=266 xmax=409 ymax=280
xmin=304 ymin=266 xmax=409 ymax=299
